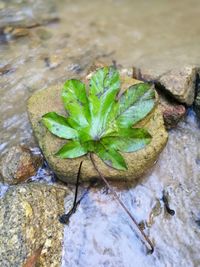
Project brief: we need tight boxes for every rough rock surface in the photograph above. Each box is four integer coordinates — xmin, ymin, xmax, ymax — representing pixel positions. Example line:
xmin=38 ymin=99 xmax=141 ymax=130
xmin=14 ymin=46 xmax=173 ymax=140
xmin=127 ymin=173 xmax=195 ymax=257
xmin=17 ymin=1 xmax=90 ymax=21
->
xmin=133 ymin=65 xmax=197 ymax=105
xmin=194 ymin=93 xmax=200 ymax=119
xmin=27 ymin=75 xmax=168 ymax=184
xmin=158 ymin=93 xmax=186 ymax=129
xmin=0 ymin=145 xmax=43 ymax=185
xmin=194 ymin=70 xmax=200 ymax=119
xmin=0 ymin=183 xmax=72 ymax=267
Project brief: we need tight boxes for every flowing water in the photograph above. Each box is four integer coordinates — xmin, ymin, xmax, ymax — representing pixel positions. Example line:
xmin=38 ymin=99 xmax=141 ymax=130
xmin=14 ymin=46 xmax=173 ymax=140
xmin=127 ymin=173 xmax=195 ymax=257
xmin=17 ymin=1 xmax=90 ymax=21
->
xmin=62 ymin=111 xmax=200 ymax=267
xmin=1 ymin=1 xmax=200 ymax=266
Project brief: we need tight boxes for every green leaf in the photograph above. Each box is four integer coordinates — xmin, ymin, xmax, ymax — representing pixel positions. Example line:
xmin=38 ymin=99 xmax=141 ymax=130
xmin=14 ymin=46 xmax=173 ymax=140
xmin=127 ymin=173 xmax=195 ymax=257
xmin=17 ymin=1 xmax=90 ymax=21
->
xmin=101 ymin=128 xmax=151 ymax=153
xmin=89 ymin=66 xmax=120 ymax=96
xmin=55 ymin=140 xmax=87 ymax=158
xmin=42 ymin=66 xmax=156 ymax=171
xmin=94 ymin=143 xmax=127 ymax=171
xmin=62 ymin=79 xmax=90 ymax=128
xmin=88 ymin=66 xmax=120 ymax=138
xmin=42 ymin=112 xmax=78 ymax=139
xmin=116 ymin=83 xmax=155 ymax=128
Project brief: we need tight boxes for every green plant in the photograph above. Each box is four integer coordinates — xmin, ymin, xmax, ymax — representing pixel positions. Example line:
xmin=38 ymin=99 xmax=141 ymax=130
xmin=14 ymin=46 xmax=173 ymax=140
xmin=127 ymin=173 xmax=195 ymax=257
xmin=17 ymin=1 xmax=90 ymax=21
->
xmin=42 ymin=66 xmax=155 ymax=170
xmin=42 ymin=66 xmax=156 ymax=253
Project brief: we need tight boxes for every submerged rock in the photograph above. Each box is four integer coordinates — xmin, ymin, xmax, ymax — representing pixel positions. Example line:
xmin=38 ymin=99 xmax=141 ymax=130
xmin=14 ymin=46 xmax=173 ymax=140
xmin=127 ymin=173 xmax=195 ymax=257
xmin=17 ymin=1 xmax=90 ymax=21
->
xmin=3 ymin=26 xmax=29 ymax=38
xmin=27 ymin=73 xmax=168 ymax=184
xmin=0 ymin=1 xmax=58 ymax=29
xmin=133 ymin=65 xmax=197 ymax=105
xmin=0 ymin=145 xmax=43 ymax=185
xmin=0 ymin=64 xmax=12 ymax=75
xmin=0 ymin=183 xmax=72 ymax=267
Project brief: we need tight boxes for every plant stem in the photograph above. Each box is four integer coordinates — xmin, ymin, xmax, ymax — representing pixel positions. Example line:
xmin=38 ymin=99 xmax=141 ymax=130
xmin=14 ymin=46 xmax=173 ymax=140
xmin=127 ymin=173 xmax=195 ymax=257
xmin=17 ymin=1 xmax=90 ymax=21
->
xmin=59 ymin=161 xmax=97 ymax=224
xmin=59 ymin=161 xmax=83 ymax=224
xmin=90 ymin=153 xmax=154 ymax=253
xmin=72 ymin=160 xmax=83 ymax=208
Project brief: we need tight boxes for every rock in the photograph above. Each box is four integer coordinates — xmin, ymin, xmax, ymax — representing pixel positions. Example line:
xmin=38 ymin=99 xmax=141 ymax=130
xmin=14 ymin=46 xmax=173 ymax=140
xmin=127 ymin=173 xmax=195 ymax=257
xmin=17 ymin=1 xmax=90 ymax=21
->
xmin=27 ymin=72 xmax=168 ymax=184
xmin=194 ymin=70 xmax=200 ymax=119
xmin=0 ymin=183 xmax=72 ymax=267
xmin=0 ymin=1 xmax=58 ymax=29
xmin=194 ymin=93 xmax=200 ymax=119
xmin=35 ymin=28 xmax=52 ymax=40
xmin=158 ymin=92 xmax=186 ymax=129
xmin=39 ymin=52 xmax=63 ymax=70
xmin=3 ymin=27 xmax=29 ymax=39
xmin=0 ymin=145 xmax=43 ymax=185
xmin=146 ymin=199 xmax=162 ymax=227
xmin=0 ymin=64 xmax=12 ymax=75
xmin=10 ymin=28 xmax=29 ymax=38
xmin=133 ymin=66 xmax=197 ymax=105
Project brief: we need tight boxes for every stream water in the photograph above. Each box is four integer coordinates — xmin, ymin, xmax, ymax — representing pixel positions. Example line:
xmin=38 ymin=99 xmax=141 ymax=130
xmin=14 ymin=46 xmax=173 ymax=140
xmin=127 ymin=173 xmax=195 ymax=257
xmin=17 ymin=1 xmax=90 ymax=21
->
xmin=1 ymin=1 xmax=200 ymax=266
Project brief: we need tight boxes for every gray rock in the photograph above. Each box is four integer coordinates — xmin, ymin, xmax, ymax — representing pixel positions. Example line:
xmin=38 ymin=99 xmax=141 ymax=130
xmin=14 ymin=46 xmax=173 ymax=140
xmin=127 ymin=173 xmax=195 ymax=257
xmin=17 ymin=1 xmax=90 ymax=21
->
xmin=0 ymin=182 xmax=73 ymax=267
xmin=0 ymin=145 xmax=43 ymax=185
xmin=133 ymin=66 xmax=197 ymax=105
xmin=0 ymin=0 xmax=58 ymax=29
xmin=27 ymin=74 xmax=168 ymax=184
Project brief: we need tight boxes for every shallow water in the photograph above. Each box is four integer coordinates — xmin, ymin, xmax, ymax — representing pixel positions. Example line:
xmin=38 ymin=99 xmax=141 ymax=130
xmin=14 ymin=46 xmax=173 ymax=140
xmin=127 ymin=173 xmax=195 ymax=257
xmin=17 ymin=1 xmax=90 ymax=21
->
xmin=62 ymin=111 xmax=200 ymax=267
xmin=1 ymin=0 xmax=200 ymax=154
xmin=1 ymin=1 xmax=200 ymax=266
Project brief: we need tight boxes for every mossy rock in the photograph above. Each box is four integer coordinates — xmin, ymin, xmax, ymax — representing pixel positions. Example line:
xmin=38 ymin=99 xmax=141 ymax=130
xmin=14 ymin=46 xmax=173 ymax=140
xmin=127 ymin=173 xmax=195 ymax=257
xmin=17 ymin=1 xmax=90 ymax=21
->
xmin=27 ymin=76 xmax=168 ymax=184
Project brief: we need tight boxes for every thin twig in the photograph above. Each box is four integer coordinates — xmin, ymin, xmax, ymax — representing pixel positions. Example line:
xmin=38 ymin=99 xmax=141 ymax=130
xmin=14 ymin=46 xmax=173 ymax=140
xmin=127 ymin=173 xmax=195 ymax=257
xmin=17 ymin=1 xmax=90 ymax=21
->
xmin=90 ymin=153 xmax=154 ymax=253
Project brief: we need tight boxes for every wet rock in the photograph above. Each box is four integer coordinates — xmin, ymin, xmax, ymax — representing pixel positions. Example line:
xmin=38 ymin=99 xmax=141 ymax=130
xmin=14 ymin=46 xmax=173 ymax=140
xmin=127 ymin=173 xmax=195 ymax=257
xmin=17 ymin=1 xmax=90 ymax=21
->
xmin=195 ymin=219 xmax=200 ymax=227
xmin=0 ymin=145 xmax=43 ymax=185
xmin=0 ymin=64 xmax=12 ymax=75
xmin=162 ymin=190 xmax=175 ymax=216
xmin=158 ymin=93 xmax=186 ymax=129
xmin=35 ymin=28 xmax=52 ymax=40
xmin=133 ymin=66 xmax=197 ymax=105
xmin=23 ymin=245 xmax=43 ymax=267
xmin=194 ymin=70 xmax=200 ymax=119
xmin=40 ymin=53 xmax=62 ymax=70
xmin=0 ymin=1 xmax=59 ymax=29
xmin=4 ymin=27 xmax=29 ymax=38
xmin=194 ymin=93 xmax=200 ymax=119
xmin=146 ymin=199 xmax=162 ymax=227
xmin=27 ymin=72 xmax=168 ymax=184
xmin=0 ymin=183 xmax=72 ymax=267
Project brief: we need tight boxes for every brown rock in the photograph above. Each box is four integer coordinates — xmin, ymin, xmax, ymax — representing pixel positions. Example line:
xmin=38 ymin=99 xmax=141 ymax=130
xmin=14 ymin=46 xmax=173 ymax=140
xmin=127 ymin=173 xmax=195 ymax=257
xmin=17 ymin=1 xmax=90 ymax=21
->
xmin=158 ymin=93 xmax=186 ymax=129
xmin=22 ymin=245 xmax=43 ymax=267
xmin=0 ymin=145 xmax=43 ymax=185
xmin=133 ymin=66 xmax=197 ymax=105
xmin=11 ymin=28 xmax=29 ymax=37
xmin=27 ymin=73 xmax=168 ymax=184
xmin=4 ymin=27 xmax=29 ymax=38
